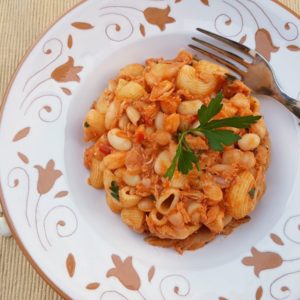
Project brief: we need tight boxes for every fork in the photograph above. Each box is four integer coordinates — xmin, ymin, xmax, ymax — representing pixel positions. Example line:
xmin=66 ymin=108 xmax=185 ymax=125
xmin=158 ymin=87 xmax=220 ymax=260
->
xmin=189 ymin=28 xmax=300 ymax=118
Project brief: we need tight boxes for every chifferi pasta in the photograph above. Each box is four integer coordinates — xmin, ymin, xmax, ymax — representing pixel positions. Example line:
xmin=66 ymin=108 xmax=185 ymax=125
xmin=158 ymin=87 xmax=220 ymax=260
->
xmin=83 ymin=50 xmax=270 ymax=254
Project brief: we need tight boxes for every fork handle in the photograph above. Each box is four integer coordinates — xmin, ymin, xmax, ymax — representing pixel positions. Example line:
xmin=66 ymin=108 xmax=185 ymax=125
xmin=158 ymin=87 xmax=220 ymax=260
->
xmin=272 ymin=89 xmax=300 ymax=119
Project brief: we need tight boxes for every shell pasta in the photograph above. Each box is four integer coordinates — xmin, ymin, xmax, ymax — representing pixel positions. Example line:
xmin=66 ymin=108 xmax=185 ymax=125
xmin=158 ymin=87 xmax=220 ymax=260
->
xmin=83 ymin=50 xmax=270 ymax=254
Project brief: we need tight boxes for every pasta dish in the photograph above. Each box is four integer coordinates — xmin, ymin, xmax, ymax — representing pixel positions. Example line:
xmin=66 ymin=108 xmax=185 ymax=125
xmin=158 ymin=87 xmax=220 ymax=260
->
xmin=83 ymin=50 xmax=270 ymax=253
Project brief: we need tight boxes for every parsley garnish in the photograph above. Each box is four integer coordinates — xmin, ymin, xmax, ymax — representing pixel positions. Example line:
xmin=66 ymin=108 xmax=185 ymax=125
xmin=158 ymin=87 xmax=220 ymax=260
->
xmin=84 ymin=121 xmax=90 ymax=128
xmin=164 ymin=93 xmax=261 ymax=179
xmin=110 ymin=181 xmax=119 ymax=201
xmin=248 ymin=188 xmax=256 ymax=199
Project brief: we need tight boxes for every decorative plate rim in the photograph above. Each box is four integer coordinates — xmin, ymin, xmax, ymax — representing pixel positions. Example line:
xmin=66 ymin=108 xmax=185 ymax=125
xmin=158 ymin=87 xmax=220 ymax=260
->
xmin=0 ymin=1 xmax=299 ymax=299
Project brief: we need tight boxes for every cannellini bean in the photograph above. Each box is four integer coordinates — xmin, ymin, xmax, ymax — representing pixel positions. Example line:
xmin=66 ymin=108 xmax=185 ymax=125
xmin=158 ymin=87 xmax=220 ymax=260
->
xmin=169 ymin=142 xmax=178 ymax=158
xmin=177 ymin=100 xmax=203 ymax=115
xmin=105 ymin=101 xmax=119 ymax=129
xmin=191 ymin=120 xmax=205 ymax=137
xmin=203 ymin=184 xmax=223 ymax=202
xmin=250 ymin=118 xmax=267 ymax=139
xmin=123 ymin=171 xmax=141 ymax=187
xmin=154 ymin=150 xmax=172 ymax=175
xmin=168 ymin=212 xmax=184 ymax=228
xmin=118 ymin=114 xmax=129 ymax=130
xmin=230 ymin=93 xmax=250 ymax=109
xmin=103 ymin=152 xmax=126 ymax=169
xmin=222 ymin=149 xmax=242 ymax=164
xmin=155 ymin=112 xmax=165 ymax=130
xmin=239 ymin=151 xmax=256 ymax=169
xmin=155 ymin=130 xmax=171 ymax=146
xmin=238 ymin=133 xmax=260 ymax=151
xmin=145 ymin=127 xmax=154 ymax=136
xmin=126 ymin=106 xmax=141 ymax=125
xmin=138 ymin=198 xmax=154 ymax=212
xmin=107 ymin=128 xmax=132 ymax=151
xmin=142 ymin=178 xmax=151 ymax=187
xmin=164 ymin=113 xmax=180 ymax=133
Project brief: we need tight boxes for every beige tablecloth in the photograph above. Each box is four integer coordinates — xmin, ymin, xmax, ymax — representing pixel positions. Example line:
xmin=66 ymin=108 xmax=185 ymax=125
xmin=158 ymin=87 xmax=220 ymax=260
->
xmin=0 ymin=1 xmax=299 ymax=299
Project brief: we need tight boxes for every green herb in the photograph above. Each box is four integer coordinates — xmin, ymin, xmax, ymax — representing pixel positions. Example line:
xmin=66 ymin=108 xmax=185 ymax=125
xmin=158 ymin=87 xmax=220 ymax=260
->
xmin=248 ymin=188 xmax=256 ymax=199
xmin=164 ymin=92 xmax=261 ymax=179
xmin=110 ymin=181 xmax=119 ymax=201
xmin=84 ymin=121 xmax=90 ymax=128
xmin=225 ymin=73 xmax=237 ymax=83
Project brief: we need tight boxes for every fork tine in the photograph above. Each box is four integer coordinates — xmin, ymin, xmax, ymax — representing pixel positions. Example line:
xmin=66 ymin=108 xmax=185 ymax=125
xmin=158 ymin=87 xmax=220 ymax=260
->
xmin=188 ymin=44 xmax=245 ymax=78
xmin=196 ymin=28 xmax=253 ymax=57
xmin=191 ymin=37 xmax=250 ymax=67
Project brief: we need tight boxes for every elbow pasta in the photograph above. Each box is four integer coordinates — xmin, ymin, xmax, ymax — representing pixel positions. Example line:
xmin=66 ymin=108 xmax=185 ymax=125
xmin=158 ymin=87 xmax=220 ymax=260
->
xmin=83 ymin=50 xmax=270 ymax=253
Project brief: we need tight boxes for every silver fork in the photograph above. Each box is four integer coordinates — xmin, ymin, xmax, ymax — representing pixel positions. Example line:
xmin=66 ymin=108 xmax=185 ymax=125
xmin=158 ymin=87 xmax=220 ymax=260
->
xmin=189 ymin=28 xmax=300 ymax=118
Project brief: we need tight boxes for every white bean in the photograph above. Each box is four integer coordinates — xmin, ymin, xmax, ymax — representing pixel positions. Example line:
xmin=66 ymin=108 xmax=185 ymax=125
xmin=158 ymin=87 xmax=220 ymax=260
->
xmin=155 ymin=112 xmax=165 ymax=130
xmin=154 ymin=150 xmax=172 ymax=175
xmin=123 ymin=171 xmax=141 ymax=186
xmin=126 ymin=106 xmax=141 ymax=125
xmin=238 ymin=133 xmax=260 ymax=151
xmin=177 ymin=100 xmax=203 ymax=115
xmin=118 ymin=114 xmax=129 ymax=130
xmin=107 ymin=128 xmax=132 ymax=151
xmin=105 ymin=101 xmax=119 ymax=129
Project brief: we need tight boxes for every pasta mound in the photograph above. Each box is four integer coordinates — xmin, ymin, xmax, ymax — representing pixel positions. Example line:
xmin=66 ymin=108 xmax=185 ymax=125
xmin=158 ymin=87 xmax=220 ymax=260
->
xmin=83 ymin=50 xmax=270 ymax=254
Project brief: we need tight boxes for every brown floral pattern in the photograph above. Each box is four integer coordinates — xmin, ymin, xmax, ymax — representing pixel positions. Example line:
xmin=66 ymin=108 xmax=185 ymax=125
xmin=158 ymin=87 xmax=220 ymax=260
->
xmin=242 ymin=247 xmax=283 ymax=277
xmin=66 ymin=253 xmax=76 ymax=278
xmin=71 ymin=22 xmax=94 ymax=30
xmin=107 ymin=255 xmax=141 ymax=291
xmin=143 ymin=6 xmax=175 ymax=31
xmin=255 ymin=286 xmax=263 ymax=300
xmin=255 ymin=28 xmax=279 ymax=61
xmin=270 ymin=233 xmax=284 ymax=246
xmin=17 ymin=152 xmax=29 ymax=164
xmin=51 ymin=57 xmax=83 ymax=83
xmin=34 ymin=160 xmax=62 ymax=195
xmin=12 ymin=127 xmax=31 ymax=142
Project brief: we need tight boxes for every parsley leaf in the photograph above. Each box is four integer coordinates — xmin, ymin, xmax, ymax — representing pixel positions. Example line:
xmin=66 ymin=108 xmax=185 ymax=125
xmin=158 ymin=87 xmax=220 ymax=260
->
xmin=202 ymin=115 xmax=261 ymax=130
xmin=198 ymin=92 xmax=223 ymax=125
xmin=201 ymin=129 xmax=241 ymax=151
xmin=164 ymin=93 xmax=261 ymax=179
xmin=110 ymin=181 xmax=119 ymax=201
xmin=178 ymin=148 xmax=199 ymax=174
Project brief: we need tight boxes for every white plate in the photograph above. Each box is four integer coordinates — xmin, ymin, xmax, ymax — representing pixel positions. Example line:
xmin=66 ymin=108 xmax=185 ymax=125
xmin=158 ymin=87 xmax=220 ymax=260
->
xmin=1 ymin=1 xmax=300 ymax=299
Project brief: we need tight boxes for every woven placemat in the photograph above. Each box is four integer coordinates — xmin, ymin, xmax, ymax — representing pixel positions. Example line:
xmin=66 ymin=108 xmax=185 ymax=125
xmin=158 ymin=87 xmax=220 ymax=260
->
xmin=0 ymin=1 xmax=299 ymax=299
